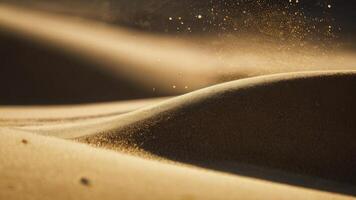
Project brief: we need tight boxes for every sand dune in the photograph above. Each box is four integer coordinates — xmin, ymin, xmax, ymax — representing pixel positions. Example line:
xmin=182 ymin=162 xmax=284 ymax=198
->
xmin=1 ymin=3 xmax=356 ymax=199
xmin=1 ymin=4 xmax=356 ymax=104
xmin=11 ymin=71 xmax=356 ymax=194
xmin=0 ymin=128 xmax=353 ymax=200
xmin=77 ymin=71 xmax=356 ymax=185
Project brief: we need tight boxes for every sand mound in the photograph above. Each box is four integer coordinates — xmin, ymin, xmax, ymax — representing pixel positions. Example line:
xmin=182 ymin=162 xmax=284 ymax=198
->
xmin=15 ymin=71 xmax=356 ymax=192
xmin=68 ymin=71 xmax=356 ymax=186
xmin=0 ymin=128 xmax=353 ymax=200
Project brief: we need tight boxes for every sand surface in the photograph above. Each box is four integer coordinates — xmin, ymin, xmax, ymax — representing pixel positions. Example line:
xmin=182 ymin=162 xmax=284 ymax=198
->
xmin=2 ymin=71 xmax=356 ymax=199
xmin=1 ymin=3 xmax=356 ymax=200
xmin=1 ymin=127 xmax=354 ymax=200
xmin=0 ymin=97 xmax=168 ymax=126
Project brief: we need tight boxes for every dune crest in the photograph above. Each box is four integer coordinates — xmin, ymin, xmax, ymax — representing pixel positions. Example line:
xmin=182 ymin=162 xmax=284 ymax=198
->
xmin=13 ymin=71 xmax=356 ymax=191
xmin=75 ymin=71 xmax=356 ymax=186
xmin=0 ymin=97 xmax=168 ymax=126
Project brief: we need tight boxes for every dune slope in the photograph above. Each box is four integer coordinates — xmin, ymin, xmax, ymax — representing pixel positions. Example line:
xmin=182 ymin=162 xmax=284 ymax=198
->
xmin=0 ymin=97 xmax=167 ymax=126
xmin=75 ymin=71 xmax=356 ymax=186
xmin=0 ymin=128 xmax=354 ymax=200
xmin=15 ymin=71 xmax=356 ymax=189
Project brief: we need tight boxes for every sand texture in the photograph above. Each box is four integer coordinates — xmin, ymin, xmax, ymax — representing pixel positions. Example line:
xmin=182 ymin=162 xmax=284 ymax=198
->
xmin=1 ymin=71 xmax=355 ymax=199
xmin=1 ymin=3 xmax=356 ymax=200
xmin=0 ymin=128 xmax=354 ymax=200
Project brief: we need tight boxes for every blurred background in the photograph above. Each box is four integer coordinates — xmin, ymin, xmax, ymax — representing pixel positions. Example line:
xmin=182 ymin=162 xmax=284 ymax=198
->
xmin=1 ymin=0 xmax=355 ymax=105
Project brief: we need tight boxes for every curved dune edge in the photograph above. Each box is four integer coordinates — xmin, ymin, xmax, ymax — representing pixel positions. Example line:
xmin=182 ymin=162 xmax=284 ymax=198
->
xmin=16 ymin=71 xmax=356 ymax=189
xmin=77 ymin=70 xmax=356 ymax=185
xmin=0 ymin=97 xmax=168 ymax=126
xmin=0 ymin=3 xmax=219 ymax=93
xmin=0 ymin=128 xmax=353 ymax=200
xmin=1 ymin=4 xmax=356 ymax=95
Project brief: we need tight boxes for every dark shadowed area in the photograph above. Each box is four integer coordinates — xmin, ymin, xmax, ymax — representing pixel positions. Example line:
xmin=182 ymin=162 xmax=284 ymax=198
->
xmin=0 ymin=32 xmax=167 ymax=105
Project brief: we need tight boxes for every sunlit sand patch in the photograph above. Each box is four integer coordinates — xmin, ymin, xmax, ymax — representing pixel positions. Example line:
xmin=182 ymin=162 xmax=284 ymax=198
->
xmin=0 ymin=128 xmax=354 ymax=200
xmin=0 ymin=97 xmax=168 ymax=126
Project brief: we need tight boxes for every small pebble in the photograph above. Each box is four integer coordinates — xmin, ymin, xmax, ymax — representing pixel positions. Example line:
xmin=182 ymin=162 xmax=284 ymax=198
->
xmin=80 ymin=177 xmax=90 ymax=186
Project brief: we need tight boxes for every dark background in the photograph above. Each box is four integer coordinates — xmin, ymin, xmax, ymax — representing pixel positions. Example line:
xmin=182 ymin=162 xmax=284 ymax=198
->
xmin=0 ymin=0 xmax=355 ymax=105
xmin=4 ymin=0 xmax=356 ymax=35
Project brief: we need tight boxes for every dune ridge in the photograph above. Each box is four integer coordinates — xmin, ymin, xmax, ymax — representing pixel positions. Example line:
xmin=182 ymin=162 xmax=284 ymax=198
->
xmin=12 ymin=71 xmax=356 ymax=191
xmin=77 ymin=71 xmax=356 ymax=185
xmin=0 ymin=97 xmax=168 ymax=126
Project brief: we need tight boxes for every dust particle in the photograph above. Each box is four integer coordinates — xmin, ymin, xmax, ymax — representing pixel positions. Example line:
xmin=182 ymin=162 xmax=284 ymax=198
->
xmin=21 ymin=139 xmax=28 ymax=144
